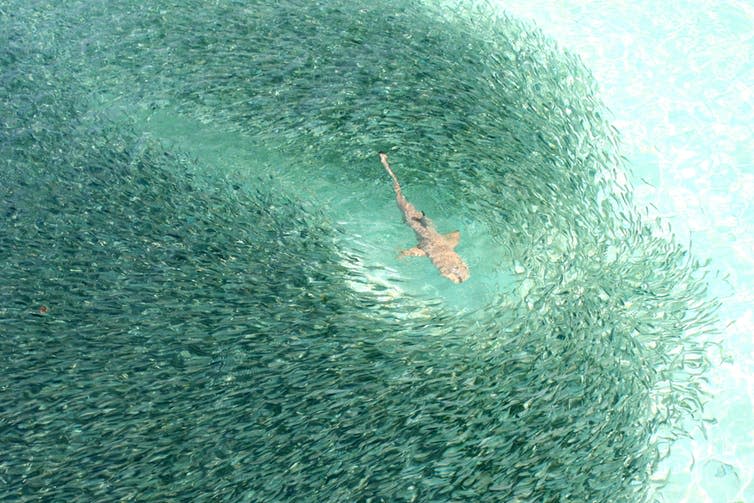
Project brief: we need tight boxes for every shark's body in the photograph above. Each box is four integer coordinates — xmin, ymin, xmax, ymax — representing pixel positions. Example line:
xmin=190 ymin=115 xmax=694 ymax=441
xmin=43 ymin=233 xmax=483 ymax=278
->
xmin=379 ymin=152 xmax=470 ymax=283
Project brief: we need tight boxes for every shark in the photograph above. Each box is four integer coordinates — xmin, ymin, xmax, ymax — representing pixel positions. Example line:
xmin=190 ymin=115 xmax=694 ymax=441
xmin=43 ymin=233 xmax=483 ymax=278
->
xmin=379 ymin=152 xmax=470 ymax=283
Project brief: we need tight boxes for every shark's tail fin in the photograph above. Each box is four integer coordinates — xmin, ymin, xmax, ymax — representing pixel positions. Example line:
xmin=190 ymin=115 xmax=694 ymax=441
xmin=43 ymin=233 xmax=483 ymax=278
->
xmin=379 ymin=152 xmax=402 ymax=194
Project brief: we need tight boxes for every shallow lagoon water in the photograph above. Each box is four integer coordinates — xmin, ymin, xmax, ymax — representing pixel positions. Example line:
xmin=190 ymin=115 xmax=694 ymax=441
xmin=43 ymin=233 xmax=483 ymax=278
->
xmin=0 ymin=1 xmax=726 ymax=501
xmin=497 ymin=2 xmax=754 ymax=501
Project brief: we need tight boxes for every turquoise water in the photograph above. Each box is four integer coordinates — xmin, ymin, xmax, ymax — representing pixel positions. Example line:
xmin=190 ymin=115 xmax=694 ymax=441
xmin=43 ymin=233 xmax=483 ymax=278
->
xmin=497 ymin=1 xmax=754 ymax=502
xmin=0 ymin=1 xmax=733 ymax=501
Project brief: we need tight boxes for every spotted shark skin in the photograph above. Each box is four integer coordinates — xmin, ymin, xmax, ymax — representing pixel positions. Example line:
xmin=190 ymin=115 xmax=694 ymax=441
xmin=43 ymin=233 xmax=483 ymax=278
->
xmin=379 ymin=152 xmax=470 ymax=283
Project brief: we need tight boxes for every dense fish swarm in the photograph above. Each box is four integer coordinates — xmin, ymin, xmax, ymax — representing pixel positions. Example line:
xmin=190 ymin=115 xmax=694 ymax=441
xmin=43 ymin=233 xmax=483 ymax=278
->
xmin=1 ymin=1 xmax=719 ymax=501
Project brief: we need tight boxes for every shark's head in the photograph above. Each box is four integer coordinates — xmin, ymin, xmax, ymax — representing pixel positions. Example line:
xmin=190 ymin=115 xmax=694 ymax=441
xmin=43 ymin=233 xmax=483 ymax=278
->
xmin=440 ymin=256 xmax=470 ymax=284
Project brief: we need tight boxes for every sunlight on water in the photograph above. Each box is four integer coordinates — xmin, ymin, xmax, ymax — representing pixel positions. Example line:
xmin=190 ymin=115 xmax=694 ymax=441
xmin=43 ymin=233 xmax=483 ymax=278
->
xmin=0 ymin=1 xmax=722 ymax=501
xmin=494 ymin=2 xmax=754 ymax=501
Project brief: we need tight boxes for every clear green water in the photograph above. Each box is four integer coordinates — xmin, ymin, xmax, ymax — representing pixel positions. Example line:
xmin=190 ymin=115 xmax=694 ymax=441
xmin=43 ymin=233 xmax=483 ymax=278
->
xmin=1 ymin=1 xmax=721 ymax=501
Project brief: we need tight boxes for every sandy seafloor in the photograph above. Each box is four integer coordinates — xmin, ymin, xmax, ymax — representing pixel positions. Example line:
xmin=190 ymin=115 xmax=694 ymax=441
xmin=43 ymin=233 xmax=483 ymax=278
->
xmin=495 ymin=1 xmax=754 ymax=501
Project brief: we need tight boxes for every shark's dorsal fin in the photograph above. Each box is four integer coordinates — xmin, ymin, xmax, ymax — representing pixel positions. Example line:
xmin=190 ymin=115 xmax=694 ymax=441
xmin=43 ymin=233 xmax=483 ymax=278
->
xmin=444 ymin=231 xmax=461 ymax=248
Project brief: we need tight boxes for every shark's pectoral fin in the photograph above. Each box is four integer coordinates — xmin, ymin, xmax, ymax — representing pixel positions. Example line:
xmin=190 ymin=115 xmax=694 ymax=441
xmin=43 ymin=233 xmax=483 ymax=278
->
xmin=444 ymin=231 xmax=461 ymax=248
xmin=399 ymin=246 xmax=426 ymax=257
